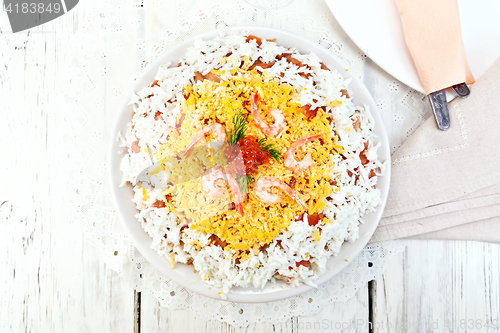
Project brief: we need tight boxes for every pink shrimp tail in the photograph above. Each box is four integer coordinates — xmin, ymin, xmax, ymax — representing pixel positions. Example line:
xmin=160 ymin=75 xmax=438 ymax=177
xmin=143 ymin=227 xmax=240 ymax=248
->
xmin=250 ymin=93 xmax=285 ymax=137
xmin=183 ymin=130 xmax=205 ymax=155
xmin=255 ymin=176 xmax=307 ymax=209
xmin=203 ymin=166 xmax=244 ymax=216
xmin=293 ymin=195 xmax=308 ymax=209
xmin=225 ymin=170 xmax=244 ymax=216
xmin=183 ymin=124 xmax=226 ymax=155
xmin=293 ymin=134 xmax=322 ymax=147
xmin=250 ymin=93 xmax=260 ymax=120
xmin=284 ymin=134 xmax=323 ymax=172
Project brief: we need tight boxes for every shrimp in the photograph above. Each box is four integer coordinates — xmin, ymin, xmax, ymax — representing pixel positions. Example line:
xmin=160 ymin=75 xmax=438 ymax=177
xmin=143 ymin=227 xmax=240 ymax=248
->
xmin=183 ymin=123 xmax=226 ymax=154
xmin=202 ymin=168 xmax=226 ymax=198
xmin=284 ymin=134 xmax=323 ymax=172
xmin=202 ymin=167 xmax=244 ymax=216
xmin=254 ymin=176 xmax=307 ymax=209
xmin=250 ymin=93 xmax=285 ymax=137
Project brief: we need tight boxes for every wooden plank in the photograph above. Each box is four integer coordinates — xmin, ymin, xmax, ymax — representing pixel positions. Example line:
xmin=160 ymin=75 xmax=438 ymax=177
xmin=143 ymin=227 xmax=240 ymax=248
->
xmin=372 ymin=240 xmax=500 ymax=333
xmin=139 ymin=283 xmax=368 ymax=332
xmin=297 ymin=284 xmax=369 ymax=333
xmin=0 ymin=14 xmax=136 ymax=333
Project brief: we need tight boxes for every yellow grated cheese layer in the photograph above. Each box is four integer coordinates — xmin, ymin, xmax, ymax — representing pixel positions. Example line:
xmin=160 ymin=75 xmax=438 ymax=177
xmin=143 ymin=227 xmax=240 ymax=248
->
xmin=157 ymin=69 xmax=341 ymax=252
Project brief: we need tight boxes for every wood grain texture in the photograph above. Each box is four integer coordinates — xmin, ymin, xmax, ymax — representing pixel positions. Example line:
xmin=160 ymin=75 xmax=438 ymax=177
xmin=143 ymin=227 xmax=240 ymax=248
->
xmin=1 ymin=2 xmax=500 ymax=332
xmin=372 ymin=240 xmax=500 ymax=333
xmin=139 ymin=283 xmax=368 ymax=332
xmin=0 ymin=11 xmax=135 ymax=333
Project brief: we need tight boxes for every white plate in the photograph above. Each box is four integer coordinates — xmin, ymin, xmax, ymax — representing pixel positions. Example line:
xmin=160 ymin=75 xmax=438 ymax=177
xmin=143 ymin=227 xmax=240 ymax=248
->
xmin=325 ymin=0 xmax=500 ymax=94
xmin=108 ymin=26 xmax=391 ymax=303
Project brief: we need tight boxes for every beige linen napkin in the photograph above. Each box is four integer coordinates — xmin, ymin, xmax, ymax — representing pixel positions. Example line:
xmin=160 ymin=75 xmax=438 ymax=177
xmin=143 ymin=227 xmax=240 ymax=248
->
xmin=394 ymin=0 xmax=475 ymax=94
xmin=370 ymin=58 xmax=500 ymax=243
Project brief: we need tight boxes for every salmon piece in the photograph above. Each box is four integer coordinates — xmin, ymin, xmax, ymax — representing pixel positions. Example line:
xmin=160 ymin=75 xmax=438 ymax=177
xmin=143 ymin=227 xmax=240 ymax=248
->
xmin=209 ymin=234 xmax=228 ymax=248
xmin=307 ymin=213 xmax=325 ymax=227
xmin=154 ymin=111 xmax=163 ymax=120
xmin=131 ymin=140 xmax=140 ymax=153
xmin=203 ymin=72 xmax=221 ymax=83
xmin=245 ymin=35 xmax=262 ymax=47
xmin=193 ymin=71 xmax=221 ymax=83
xmin=249 ymin=59 xmax=276 ymax=70
xmin=360 ymin=142 xmax=369 ymax=165
xmin=151 ymin=200 xmax=166 ymax=208
xmin=193 ymin=71 xmax=204 ymax=82
xmin=295 ymin=260 xmax=311 ymax=269
xmin=274 ymin=271 xmax=293 ymax=283
xmin=275 ymin=53 xmax=290 ymax=61
xmin=300 ymin=104 xmax=326 ymax=120
xmin=353 ymin=116 xmax=361 ymax=131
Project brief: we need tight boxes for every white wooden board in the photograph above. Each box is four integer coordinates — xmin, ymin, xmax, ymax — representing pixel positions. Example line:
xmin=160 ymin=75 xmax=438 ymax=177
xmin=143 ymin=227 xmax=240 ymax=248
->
xmin=1 ymin=3 xmax=499 ymax=333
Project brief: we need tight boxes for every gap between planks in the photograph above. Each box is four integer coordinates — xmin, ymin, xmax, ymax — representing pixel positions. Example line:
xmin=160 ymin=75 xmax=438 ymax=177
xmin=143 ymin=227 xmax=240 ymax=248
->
xmin=135 ymin=291 xmax=141 ymax=333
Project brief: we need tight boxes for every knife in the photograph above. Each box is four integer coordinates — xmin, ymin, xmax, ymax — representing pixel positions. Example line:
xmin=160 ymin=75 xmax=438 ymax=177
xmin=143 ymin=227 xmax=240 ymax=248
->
xmin=428 ymin=82 xmax=470 ymax=130
xmin=428 ymin=89 xmax=450 ymax=130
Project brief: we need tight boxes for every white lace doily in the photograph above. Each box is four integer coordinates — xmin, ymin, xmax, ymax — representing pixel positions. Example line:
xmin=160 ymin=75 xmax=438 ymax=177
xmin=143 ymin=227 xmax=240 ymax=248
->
xmin=62 ymin=0 xmax=415 ymax=326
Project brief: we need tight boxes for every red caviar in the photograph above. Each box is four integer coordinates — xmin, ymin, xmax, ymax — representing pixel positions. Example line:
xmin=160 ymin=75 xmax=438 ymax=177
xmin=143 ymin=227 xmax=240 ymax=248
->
xmin=238 ymin=136 xmax=271 ymax=174
xmin=224 ymin=135 xmax=271 ymax=175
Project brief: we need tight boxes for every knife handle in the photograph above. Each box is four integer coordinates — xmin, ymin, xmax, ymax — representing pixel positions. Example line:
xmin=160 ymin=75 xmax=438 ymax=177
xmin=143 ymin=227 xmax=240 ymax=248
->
xmin=452 ymin=82 xmax=470 ymax=98
xmin=428 ymin=89 xmax=450 ymax=130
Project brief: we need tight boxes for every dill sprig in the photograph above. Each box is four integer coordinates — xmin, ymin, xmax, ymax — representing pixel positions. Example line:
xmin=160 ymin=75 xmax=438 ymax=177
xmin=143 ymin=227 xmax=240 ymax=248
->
xmin=225 ymin=109 xmax=248 ymax=145
xmin=237 ymin=174 xmax=254 ymax=197
xmin=258 ymin=137 xmax=282 ymax=162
